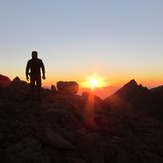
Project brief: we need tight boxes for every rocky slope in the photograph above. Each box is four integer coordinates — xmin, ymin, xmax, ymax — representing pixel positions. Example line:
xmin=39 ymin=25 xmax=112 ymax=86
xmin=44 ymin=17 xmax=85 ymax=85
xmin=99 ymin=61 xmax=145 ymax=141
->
xmin=0 ymin=78 xmax=163 ymax=162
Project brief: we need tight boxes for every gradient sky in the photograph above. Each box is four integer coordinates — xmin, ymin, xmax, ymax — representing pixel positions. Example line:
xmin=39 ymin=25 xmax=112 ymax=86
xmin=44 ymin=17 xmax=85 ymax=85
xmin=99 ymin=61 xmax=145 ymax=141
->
xmin=0 ymin=0 xmax=163 ymax=88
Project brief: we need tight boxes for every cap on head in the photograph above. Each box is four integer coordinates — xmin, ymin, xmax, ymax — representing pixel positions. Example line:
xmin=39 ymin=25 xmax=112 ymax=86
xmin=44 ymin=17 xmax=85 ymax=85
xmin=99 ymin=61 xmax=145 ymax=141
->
xmin=32 ymin=51 xmax=38 ymax=59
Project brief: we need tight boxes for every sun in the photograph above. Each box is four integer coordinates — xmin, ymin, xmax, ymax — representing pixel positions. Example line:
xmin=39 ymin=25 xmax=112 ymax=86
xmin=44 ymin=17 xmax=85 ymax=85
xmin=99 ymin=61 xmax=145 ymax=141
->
xmin=82 ymin=73 xmax=108 ymax=89
xmin=89 ymin=78 xmax=99 ymax=88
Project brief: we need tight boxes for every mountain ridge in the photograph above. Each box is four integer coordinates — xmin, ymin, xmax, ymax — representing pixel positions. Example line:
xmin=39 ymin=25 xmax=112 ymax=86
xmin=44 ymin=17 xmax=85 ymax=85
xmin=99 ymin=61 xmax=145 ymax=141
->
xmin=105 ymin=79 xmax=163 ymax=121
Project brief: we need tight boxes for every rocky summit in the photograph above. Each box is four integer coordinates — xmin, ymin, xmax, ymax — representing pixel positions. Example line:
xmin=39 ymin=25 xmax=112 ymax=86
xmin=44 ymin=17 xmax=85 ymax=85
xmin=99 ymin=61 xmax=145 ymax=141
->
xmin=0 ymin=77 xmax=163 ymax=163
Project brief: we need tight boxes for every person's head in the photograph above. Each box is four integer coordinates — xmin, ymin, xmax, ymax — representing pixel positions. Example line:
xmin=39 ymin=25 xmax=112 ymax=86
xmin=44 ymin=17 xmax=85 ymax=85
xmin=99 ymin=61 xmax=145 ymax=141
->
xmin=32 ymin=51 xmax=38 ymax=59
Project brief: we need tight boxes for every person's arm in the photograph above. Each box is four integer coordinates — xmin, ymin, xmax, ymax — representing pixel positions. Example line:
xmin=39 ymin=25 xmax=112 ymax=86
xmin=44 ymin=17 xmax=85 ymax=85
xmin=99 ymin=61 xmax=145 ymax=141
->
xmin=40 ymin=60 xmax=46 ymax=79
xmin=26 ymin=61 xmax=30 ymax=81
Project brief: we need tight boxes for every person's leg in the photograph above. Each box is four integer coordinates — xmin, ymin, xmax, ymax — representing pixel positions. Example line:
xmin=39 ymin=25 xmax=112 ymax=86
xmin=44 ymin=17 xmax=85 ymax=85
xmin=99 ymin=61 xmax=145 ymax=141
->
xmin=36 ymin=74 xmax=42 ymax=98
xmin=30 ymin=74 xmax=35 ymax=97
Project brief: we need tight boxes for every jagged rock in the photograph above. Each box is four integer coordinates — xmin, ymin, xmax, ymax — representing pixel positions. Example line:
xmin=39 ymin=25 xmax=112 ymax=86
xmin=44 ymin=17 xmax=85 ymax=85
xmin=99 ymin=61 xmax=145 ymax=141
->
xmin=57 ymin=81 xmax=79 ymax=95
xmin=0 ymin=74 xmax=11 ymax=87
xmin=51 ymin=84 xmax=57 ymax=92
xmin=10 ymin=76 xmax=27 ymax=86
xmin=2 ymin=138 xmax=50 ymax=163
xmin=0 ymin=78 xmax=29 ymax=101
xmin=13 ymin=76 xmax=21 ymax=82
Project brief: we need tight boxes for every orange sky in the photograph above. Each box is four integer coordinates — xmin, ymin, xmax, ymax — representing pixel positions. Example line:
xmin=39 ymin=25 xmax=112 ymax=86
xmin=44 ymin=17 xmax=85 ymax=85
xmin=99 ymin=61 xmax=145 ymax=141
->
xmin=5 ymin=70 xmax=162 ymax=90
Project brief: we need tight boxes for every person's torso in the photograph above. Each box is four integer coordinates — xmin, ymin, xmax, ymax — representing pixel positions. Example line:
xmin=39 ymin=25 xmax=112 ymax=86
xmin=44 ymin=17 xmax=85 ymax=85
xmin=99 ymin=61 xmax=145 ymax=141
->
xmin=29 ymin=59 xmax=42 ymax=74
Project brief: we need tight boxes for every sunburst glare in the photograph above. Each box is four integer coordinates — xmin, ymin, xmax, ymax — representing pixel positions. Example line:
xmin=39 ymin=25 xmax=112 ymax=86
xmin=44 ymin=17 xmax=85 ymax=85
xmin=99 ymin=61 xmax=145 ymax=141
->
xmin=82 ymin=73 xmax=108 ymax=90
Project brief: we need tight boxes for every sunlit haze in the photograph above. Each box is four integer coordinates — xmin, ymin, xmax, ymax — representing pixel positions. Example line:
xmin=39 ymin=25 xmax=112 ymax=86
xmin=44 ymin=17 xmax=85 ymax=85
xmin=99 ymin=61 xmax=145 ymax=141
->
xmin=0 ymin=0 xmax=163 ymax=90
xmin=82 ymin=73 xmax=108 ymax=89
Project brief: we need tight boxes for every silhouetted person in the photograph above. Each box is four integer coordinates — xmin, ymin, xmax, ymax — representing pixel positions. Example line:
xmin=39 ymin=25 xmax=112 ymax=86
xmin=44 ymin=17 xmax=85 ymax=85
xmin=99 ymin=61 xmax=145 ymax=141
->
xmin=26 ymin=51 xmax=46 ymax=99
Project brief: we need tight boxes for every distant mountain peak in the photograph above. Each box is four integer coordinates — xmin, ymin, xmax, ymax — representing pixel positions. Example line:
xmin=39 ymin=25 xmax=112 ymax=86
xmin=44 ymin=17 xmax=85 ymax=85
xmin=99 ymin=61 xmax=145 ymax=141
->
xmin=104 ymin=79 xmax=149 ymax=105
xmin=125 ymin=79 xmax=138 ymax=88
xmin=130 ymin=79 xmax=137 ymax=83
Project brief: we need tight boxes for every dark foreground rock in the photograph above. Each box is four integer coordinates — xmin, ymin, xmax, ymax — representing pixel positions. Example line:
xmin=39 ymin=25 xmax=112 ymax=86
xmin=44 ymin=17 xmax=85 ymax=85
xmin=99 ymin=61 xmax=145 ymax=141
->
xmin=0 ymin=78 xmax=163 ymax=162
xmin=2 ymin=138 xmax=50 ymax=163
xmin=77 ymin=133 xmax=104 ymax=163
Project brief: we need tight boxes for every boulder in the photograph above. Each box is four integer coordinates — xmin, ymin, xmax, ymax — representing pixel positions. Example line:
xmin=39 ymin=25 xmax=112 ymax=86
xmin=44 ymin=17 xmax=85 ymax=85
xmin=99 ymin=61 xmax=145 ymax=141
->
xmin=0 ymin=74 xmax=11 ymax=87
xmin=51 ymin=85 xmax=57 ymax=92
xmin=57 ymin=81 xmax=79 ymax=95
